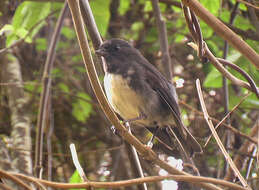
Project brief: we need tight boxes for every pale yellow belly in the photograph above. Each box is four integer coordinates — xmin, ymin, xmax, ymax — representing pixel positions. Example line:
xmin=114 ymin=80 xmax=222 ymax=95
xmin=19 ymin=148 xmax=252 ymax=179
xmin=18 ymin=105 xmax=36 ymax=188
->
xmin=104 ymin=73 xmax=142 ymax=120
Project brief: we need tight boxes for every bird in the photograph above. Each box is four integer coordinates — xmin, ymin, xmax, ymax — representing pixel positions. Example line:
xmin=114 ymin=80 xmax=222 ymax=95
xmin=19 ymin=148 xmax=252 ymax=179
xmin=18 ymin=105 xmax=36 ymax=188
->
xmin=95 ymin=38 xmax=202 ymax=157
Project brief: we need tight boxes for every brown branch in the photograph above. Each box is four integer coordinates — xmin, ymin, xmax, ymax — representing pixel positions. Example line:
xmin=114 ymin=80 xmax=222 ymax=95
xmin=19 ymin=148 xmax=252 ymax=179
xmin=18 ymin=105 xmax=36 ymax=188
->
xmin=11 ymin=171 xmax=248 ymax=190
xmin=179 ymin=100 xmax=258 ymax=144
xmin=224 ymin=120 xmax=259 ymax=181
xmin=0 ymin=183 xmax=13 ymax=190
xmin=217 ymin=58 xmax=259 ymax=97
xmin=204 ymin=93 xmax=251 ymax=147
xmin=0 ymin=170 xmax=32 ymax=190
xmin=237 ymin=0 xmax=259 ymax=10
xmin=188 ymin=42 xmax=259 ymax=97
xmin=196 ymin=79 xmax=251 ymax=189
xmin=247 ymin=0 xmax=259 ymax=36
xmin=181 ymin=0 xmax=259 ymax=68
xmin=34 ymin=2 xmax=68 ymax=178
xmin=151 ymin=0 xmax=172 ymax=79
xmin=66 ymin=1 xmax=221 ymax=189
xmin=159 ymin=0 xmax=182 ymax=8
xmin=226 ymin=24 xmax=259 ymax=41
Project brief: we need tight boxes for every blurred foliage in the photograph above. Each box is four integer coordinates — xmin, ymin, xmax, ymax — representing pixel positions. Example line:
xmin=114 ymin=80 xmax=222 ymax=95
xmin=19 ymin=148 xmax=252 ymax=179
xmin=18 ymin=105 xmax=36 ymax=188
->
xmin=0 ymin=0 xmax=258 ymax=189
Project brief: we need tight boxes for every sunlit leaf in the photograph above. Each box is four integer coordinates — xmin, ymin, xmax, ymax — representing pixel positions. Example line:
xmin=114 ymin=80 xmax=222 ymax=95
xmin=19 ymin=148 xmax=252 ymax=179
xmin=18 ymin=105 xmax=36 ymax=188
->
xmin=69 ymin=171 xmax=84 ymax=190
xmin=5 ymin=1 xmax=51 ymax=46
xmin=203 ymin=68 xmax=223 ymax=88
xmin=119 ymin=0 xmax=130 ymax=15
xmin=35 ymin=38 xmax=47 ymax=51
xmin=90 ymin=0 xmax=111 ymax=36
xmin=72 ymin=92 xmax=93 ymax=122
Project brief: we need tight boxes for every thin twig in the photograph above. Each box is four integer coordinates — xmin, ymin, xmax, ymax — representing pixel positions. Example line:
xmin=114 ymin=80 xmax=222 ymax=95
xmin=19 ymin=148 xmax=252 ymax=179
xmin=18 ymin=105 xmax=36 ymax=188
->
xmin=221 ymin=2 xmax=239 ymax=174
xmin=188 ymin=42 xmax=258 ymax=96
xmin=124 ymin=123 xmax=147 ymax=190
xmin=196 ymin=79 xmax=251 ymax=189
xmin=179 ymin=100 xmax=258 ymax=144
xmin=204 ymin=93 xmax=251 ymax=147
xmin=236 ymin=0 xmax=259 ymax=10
xmin=224 ymin=120 xmax=259 ymax=181
xmin=47 ymin=108 xmax=54 ymax=190
xmin=181 ymin=0 xmax=259 ymax=68
xmin=217 ymin=58 xmax=259 ymax=97
xmin=70 ymin=144 xmax=91 ymax=186
xmin=34 ymin=2 xmax=68 ymax=178
xmin=151 ymin=0 xmax=172 ymax=79
xmin=0 ymin=170 xmax=32 ymax=190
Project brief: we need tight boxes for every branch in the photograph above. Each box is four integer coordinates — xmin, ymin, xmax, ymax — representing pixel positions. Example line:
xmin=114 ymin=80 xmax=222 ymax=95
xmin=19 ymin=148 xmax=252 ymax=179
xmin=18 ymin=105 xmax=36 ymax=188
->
xmin=0 ymin=170 xmax=32 ymax=190
xmin=34 ymin=2 xmax=68 ymax=178
xmin=204 ymin=93 xmax=251 ymax=147
xmin=188 ymin=42 xmax=259 ymax=97
xmin=196 ymin=79 xmax=251 ymax=189
xmin=179 ymin=100 xmax=258 ymax=145
xmin=224 ymin=120 xmax=259 ymax=181
xmin=9 ymin=171 xmax=248 ymax=190
xmin=151 ymin=0 xmax=172 ymax=79
xmin=181 ymin=0 xmax=259 ymax=68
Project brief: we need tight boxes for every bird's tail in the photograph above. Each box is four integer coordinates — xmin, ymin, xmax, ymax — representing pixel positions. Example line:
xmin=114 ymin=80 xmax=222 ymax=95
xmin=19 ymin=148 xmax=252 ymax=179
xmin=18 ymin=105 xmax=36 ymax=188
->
xmin=169 ymin=125 xmax=202 ymax=158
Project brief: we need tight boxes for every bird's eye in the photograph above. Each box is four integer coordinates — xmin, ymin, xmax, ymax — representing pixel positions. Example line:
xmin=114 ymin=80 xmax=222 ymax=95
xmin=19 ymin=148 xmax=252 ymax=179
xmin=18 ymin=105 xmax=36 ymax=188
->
xmin=114 ymin=45 xmax=120 ymax=51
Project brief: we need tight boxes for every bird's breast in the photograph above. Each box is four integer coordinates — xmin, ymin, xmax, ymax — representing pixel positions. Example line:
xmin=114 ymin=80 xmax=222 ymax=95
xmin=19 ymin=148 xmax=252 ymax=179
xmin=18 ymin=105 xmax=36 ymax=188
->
xmin=104 ymin=73 xmax=143 ymax=120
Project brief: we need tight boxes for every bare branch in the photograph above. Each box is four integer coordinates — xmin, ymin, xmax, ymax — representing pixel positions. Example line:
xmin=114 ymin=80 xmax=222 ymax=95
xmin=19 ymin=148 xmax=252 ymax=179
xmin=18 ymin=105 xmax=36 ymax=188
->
xmin=151 ymin=0 xmax=172 ymax=79
xmin=196 ymin=79 xmax=251 ymax=189
xmin=34 ymin=2 xmax=68 ymax=178
xmin=182 ymin=0 xmax=259 ymax=68
xmin=11 ymin=171 xmax=248 ymax=190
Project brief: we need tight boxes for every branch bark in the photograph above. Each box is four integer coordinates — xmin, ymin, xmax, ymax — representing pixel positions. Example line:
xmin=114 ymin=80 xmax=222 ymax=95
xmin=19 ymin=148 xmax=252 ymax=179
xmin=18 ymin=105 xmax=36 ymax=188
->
xmin=181 ymin=0 xmax=259 ymax=69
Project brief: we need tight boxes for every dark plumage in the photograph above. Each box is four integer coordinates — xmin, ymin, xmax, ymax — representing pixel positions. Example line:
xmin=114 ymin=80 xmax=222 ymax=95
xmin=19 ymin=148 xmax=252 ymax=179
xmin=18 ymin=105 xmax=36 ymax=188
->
xmin=96 ymin=38 xmax=202 ymax=157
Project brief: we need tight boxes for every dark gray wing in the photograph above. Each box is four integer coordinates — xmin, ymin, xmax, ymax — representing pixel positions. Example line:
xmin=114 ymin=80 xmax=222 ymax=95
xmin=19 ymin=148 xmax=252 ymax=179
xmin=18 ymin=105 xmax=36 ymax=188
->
xmin=133 ymin=51 xmax=202 ymax=154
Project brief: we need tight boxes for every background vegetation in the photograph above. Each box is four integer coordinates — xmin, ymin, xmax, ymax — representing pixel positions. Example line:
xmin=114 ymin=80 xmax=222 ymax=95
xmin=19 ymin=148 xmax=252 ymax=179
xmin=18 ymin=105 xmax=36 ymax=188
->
xmin=0 ymin=0 xmax=258 ymax=189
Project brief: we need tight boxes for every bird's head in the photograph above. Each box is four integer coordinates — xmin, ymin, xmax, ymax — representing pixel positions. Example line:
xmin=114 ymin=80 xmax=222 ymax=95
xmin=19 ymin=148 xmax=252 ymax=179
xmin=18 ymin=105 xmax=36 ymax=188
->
xmin=95 ymin=38 xmax=132 ymax=59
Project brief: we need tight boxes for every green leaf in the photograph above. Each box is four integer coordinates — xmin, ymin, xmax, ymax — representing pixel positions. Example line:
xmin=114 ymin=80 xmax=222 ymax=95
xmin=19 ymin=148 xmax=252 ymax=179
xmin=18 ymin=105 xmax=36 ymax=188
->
xmin=90 ymin=0 xmax=111 ymax=36
xmin=144 ymin=1 xmax=152 ymax=12
xmin=203 ymin=68 xmax=223 ymax=88
xmin=72 ymin=92 xmax=93 ymax=122
xmin=234 ymin=15 xmax=251 ymax=30
xmin=0 ymin=24 xmax=13 ymax=35
xmin=61 ymin=26 xmax=76 ymax=40
xmin=227 ymin=50 xmax=241 ymax=63
xmin=6 ymin=34 xmax=18 ymax=47
xmin=119 ymin=0 xmax=130 ymax=15
xmin=200 ymin=21 xmax=213 ymax=38
xmin=74 ymin=66 xmax=85 ymax=73
xmin=200 ymin=0 xmax=220 ymax=16
xmin=58 ymin=83 xmax=69 ymax=93
xmin=69 ymin=171 xmax=84 ymax=190
xmin=35 ymin=38 xmax=47 ymax=51
xmin=72 ymin=55 xmax=83 ymax=63
xmin=5 ymin=1 xmax=51 ymax=46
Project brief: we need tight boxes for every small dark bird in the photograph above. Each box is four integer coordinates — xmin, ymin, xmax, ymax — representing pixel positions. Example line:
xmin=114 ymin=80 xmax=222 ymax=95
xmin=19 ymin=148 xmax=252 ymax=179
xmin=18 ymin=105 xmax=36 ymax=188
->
xmin=96 ymin=38 xmax=202 ymax=157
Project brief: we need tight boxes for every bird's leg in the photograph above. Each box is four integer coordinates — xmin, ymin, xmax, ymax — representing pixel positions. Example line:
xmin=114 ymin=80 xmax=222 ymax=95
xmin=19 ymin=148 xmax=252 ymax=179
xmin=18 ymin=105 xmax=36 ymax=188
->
xmin=111 ymin=113 xmax=146 ymax=135
xmin=147 ymin=126 xmax=159 ymax=148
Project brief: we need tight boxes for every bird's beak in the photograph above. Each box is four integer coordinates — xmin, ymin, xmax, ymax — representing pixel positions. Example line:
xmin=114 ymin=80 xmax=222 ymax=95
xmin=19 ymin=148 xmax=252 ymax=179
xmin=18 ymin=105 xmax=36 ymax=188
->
xmin=95 ymin=48 xmax=106 ymax=56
